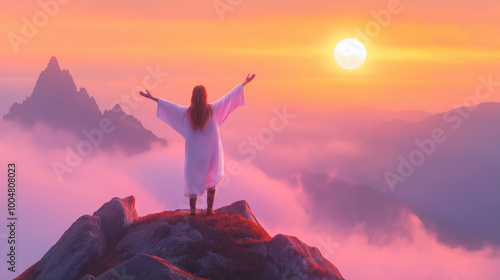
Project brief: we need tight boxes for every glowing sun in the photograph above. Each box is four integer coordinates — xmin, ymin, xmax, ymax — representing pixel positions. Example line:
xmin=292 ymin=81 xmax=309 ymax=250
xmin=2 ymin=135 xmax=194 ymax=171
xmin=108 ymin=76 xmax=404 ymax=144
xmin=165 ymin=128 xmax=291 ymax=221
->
xmin=334 ymin=38 xmax=367 ymax=70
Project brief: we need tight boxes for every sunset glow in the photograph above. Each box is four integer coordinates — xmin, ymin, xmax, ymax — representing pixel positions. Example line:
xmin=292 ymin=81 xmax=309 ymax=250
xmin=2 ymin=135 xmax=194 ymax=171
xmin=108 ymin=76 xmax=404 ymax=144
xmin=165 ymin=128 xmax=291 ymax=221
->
xmin=1 ymin=0 xmax=500 ymax=113
xmin=334 ymin=38 xmax=367 ymax=70
xmin=2 ymin=1 xmax=500 ymax=280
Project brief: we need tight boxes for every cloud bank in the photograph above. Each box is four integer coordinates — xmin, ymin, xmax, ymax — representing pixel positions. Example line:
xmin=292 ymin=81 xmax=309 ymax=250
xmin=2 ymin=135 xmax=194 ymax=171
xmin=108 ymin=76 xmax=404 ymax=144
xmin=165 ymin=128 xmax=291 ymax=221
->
xmin=1 ymin=117 xmax=499 ymax=280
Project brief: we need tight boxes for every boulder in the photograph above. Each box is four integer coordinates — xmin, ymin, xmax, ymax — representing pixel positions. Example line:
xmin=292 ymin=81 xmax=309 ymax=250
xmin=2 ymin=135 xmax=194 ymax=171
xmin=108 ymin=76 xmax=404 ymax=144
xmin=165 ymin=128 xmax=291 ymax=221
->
xmin=216 ymin=200 xmax=262 ymax=227
xmin=36 ymin=215 xmax=106 ymax=280
xmin=95 ymin=253 xmax=206 ymax=280
xmin=93 ymin=195 xmax=138 ymax=248
xmin=255 ymin=234 xmax=345 ymax=280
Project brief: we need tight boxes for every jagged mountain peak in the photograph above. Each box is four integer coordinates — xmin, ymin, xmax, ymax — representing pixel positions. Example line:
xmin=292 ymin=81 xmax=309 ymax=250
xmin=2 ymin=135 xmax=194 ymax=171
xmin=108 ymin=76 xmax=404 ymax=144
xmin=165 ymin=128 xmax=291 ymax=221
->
xmin=110 ymin=103 xmax=124 ymax=113
xmin=37 ymin=56 xmax=71 ymax=85
xmin=45 ymin=56 xmax=61 ymax=72
xmin=3 ymin=57 xmax=167 ymax=155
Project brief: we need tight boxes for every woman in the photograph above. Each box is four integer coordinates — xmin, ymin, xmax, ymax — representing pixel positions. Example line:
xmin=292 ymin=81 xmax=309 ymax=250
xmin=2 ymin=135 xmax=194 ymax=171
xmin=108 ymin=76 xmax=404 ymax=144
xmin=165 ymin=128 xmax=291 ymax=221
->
xmin=140 ymin=74 xmax=255 ymax=216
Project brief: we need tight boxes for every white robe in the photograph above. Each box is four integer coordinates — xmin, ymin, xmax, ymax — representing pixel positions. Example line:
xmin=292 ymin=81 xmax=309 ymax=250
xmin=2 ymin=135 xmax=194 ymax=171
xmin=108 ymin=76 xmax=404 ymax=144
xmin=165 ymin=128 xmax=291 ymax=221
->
xmin=156 ymin=84 xmax=245 ymax=197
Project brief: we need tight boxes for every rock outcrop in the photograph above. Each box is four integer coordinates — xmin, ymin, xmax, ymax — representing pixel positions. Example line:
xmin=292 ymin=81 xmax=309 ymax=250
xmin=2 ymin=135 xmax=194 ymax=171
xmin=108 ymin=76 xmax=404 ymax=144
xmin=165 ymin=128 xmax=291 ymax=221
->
xmin=36 ymin=215 xmax=106 ymax=280
xmin=217 ymin=200 xmax=262 ymax=227
xmin=255 ymin=234 xmax=344 ymax=279
xmin=93 ymin=196 xmax=139 ymax=249
xmin=15 ymin=196 xmax=345 ymax=280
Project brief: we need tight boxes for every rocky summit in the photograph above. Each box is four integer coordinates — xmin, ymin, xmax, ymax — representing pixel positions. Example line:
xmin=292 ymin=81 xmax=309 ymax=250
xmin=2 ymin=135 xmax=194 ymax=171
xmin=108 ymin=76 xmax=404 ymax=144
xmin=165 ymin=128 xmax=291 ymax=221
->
xmin=15 ymin=196 xmax=345 ymax=280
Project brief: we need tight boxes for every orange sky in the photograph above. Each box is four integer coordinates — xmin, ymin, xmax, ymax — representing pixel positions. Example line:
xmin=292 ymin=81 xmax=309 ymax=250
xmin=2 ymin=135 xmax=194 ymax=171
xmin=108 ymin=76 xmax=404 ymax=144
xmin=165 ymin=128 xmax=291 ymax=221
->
xmin=2 ymin=3 xmax=500 ymax=278
xmin=2 ymin=0 xmax=500 ymax=113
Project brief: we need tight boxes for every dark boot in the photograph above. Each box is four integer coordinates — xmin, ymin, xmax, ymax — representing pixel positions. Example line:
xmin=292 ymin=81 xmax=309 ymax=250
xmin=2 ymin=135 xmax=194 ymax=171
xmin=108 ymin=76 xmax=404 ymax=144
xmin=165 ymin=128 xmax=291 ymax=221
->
xmin=206 ymin=187 xmax=215 ymax=216
xmin=189 ymin=196 xmax=197 ymax=216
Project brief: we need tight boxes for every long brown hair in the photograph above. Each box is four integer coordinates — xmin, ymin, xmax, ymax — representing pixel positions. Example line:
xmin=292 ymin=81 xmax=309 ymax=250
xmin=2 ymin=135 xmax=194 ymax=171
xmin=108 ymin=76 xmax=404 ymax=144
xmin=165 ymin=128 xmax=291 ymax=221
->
xmin=186 ymin=85 xmax=213 ymax=130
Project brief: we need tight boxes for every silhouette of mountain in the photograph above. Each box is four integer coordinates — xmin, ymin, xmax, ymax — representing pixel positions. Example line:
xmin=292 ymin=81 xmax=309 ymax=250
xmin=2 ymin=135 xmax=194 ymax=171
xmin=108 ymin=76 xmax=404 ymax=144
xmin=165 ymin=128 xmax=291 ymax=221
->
xmin=299 ymin=172 xmax=415 ymax=243
xmin=306 ymin=102 xmax=500 ymax=247
xmin=99 ymin=104 xmax=167 ymax=155
xmin=386 ymin=102 xmax=500 ymax=244
xmin=4 ymin=57 xmax=102 ymax=130
xmin=3 ymin=57 xmax=166 ymax=154
xmin=299 ymin=171 xmax=490 ymax=250
xmin=15 ymin=196 xmax=345 ymax=280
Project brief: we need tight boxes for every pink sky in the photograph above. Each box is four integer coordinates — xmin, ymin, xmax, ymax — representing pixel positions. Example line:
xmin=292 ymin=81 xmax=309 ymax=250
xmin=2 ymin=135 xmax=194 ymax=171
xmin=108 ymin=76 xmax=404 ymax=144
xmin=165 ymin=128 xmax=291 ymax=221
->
xmin=2 ymin=1 xmax=500 ymax=279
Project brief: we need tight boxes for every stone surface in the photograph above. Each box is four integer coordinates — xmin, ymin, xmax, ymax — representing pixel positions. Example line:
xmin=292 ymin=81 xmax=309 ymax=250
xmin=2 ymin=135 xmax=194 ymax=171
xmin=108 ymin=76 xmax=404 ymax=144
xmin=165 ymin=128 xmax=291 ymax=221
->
xmin=36 ymin=215 xmax=106 ymax=280
xmin=255 ymin=234 xmax=345 ymax=280
xmin=216 ymin=200 xmax=262 ymax=227
xmin=117 ymin=217 xmax=204 ymax=260
xmin=199 ymin=252 xmax=231 ymax=272
xmin=94 ymin=253 xmax=205 ymax=280
xmin=18 ymin=197 xmax=345 ymax=280
xmin=94 ymin=196 xmax=138 ymax=248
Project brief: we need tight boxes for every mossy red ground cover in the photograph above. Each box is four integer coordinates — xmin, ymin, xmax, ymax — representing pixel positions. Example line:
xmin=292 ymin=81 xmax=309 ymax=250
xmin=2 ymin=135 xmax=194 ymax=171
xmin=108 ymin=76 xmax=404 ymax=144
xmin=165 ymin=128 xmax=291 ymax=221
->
xmin=16 ymin=211 xmax=274 ymax=280
xmin=13 ymin=262 xmax=40 ymax=280
xmin=166 ymin=212 xmax=272 ymax=280
xmin=76 ymin=247 xmax=122 ymax=279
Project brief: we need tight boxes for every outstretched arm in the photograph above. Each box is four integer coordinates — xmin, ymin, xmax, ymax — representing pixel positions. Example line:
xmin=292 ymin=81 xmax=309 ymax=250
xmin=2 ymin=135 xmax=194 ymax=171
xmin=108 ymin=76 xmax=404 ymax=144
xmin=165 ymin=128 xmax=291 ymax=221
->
xmin=241 ymin=73 xmax=256 ymax=87
xmin=212 ymin=75 xmax=253 ymax=125
xmin=139 ymin=89 xmax=159 ymax=102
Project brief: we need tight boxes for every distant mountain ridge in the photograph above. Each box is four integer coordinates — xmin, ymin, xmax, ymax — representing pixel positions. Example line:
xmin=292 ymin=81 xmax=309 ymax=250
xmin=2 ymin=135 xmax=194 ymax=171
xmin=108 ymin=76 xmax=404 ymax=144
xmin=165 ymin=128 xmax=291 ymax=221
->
xmin=3 ymin=57 xmax=166 ymax=155
xmin=387 ymin=102 xmax=500 ymax=243
xmin=298 ymin=171 xmax=493 ymax=250
xmin=310 ymin=102 xmax=500 ymax=246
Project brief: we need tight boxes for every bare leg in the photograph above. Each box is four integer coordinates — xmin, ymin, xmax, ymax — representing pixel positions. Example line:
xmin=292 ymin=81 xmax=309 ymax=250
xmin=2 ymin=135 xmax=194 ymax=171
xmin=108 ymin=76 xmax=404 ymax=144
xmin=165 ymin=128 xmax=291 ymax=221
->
xmin=206 ymin=187 xmax=215 ymax=216
xmin=189 ymin=195 xmax=197 ymax=216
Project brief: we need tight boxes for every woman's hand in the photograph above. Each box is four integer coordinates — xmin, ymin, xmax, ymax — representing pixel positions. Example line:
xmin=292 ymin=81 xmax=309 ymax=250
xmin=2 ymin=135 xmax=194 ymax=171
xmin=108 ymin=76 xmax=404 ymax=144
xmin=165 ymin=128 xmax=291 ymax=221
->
xmin=139 ymin=89 xmax=152 ymax=98
xmin=139 ymin=89 xmax=158 ymax=102
xmin=242 ymin=74 xmax=255 ymax=87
